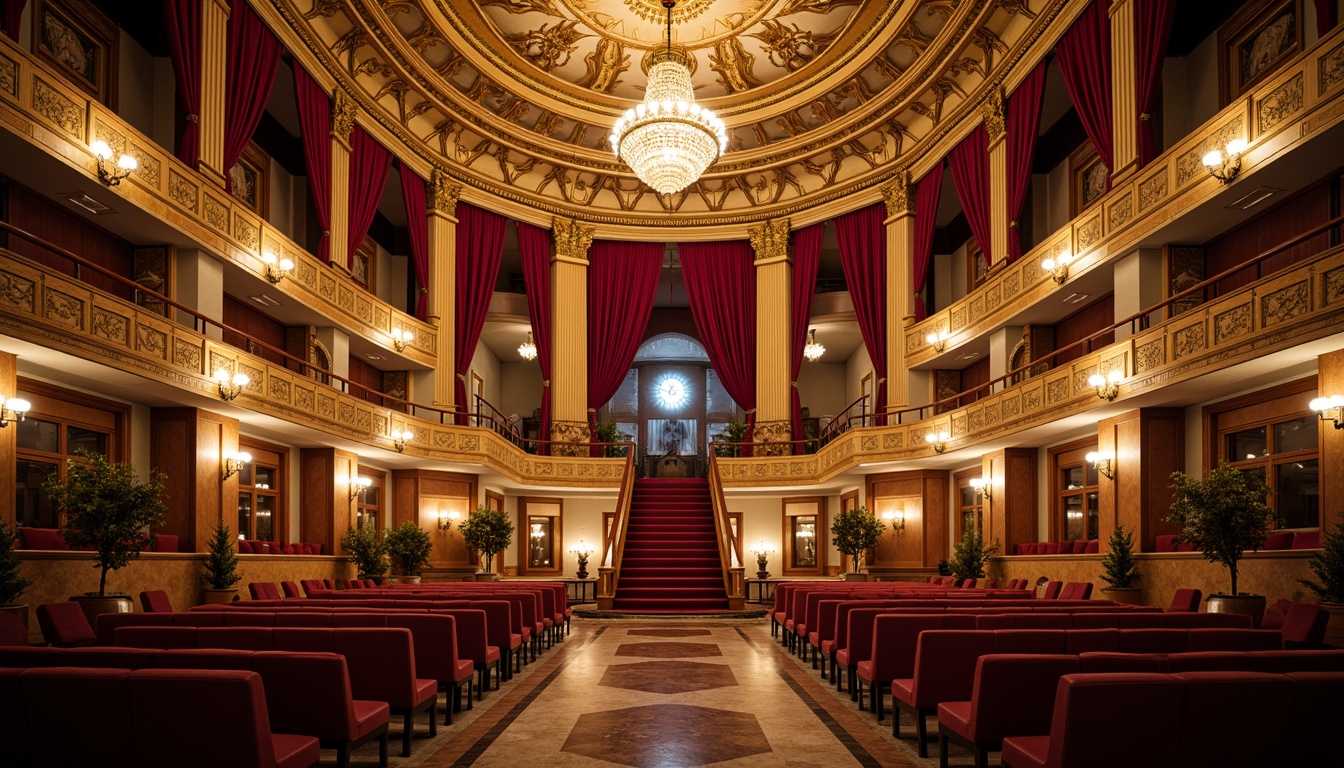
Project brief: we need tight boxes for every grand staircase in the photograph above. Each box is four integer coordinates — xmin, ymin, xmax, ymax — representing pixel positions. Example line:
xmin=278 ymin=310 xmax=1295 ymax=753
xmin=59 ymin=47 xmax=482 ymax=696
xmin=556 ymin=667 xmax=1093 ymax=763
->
xmin=611 ymin=478 xmax=730 ymax=613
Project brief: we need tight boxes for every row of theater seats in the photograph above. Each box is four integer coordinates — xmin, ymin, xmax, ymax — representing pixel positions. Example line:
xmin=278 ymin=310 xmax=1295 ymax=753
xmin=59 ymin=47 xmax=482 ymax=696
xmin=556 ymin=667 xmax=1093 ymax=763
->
xmin=238 ymin=540 xmax=326 ymax=555
xmin=1155 ymin=529 xmax=1320 ymax=551
xmin=15 ymin=527 xmax=179 ymax=552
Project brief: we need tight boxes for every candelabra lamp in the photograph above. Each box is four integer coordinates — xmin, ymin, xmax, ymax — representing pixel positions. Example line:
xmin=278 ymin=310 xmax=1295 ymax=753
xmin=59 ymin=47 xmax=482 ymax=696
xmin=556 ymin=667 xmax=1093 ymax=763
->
xmin=570 ymin=541 xmax=594 ymax=580
xmin=752 ymin=542 xmax=775 ymax=580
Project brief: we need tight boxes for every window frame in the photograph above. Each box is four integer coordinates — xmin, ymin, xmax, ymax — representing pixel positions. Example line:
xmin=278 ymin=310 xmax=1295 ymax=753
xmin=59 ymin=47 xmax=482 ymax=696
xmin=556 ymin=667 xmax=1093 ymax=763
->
xmin=517 ymin=496 xmax=563 ymax=576
xmin=1048 ymin=436 xmax=1100 ymax=543
xmin=236 ymin=437 xmax=287 ymax=544
xmin=952 ymin=467 xmax=985 ymax=545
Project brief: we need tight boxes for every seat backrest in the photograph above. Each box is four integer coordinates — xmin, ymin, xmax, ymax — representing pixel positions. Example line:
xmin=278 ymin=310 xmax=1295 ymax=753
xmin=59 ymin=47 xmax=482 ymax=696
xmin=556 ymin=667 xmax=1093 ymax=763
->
xmin=1041 ymin=581 xmax=1063 ymax=600
xmin=223 ymin=612 xmax=278 ymax=627
xmin=1163 ymin=611 xmax=1251 ymax=628
xmin=1165 ymin=651 xmax=1252 ymax=672
xmin=430 ymin=608 xmax=489 ymax=665
xmin=992 ymin=630 xmax=1068 ymax=655
xmin=960 ymin=579 xmax=977 ymax=589
xmin=1291 ymin=530 xmax=1321 ymax=549
xmin=1281 ymin=604 xmax=1329 ymax=646
xmin=1167 ymin=588 xmax=1202 ymax=612
xmin=968 ymin=654 xmax=1079 ymax=742
xmin=906 ymin=629 xmax=996 ymax=706
xmin=342 ymin=579 xmax=362 ymax=590
xmin=385 ymin=613 xmax=460 ymax=683
xmin=139 ymin=590 xmax=173 ymax=613
xmin=1172 ymin=671 xmax=1295 ymax=766
xmin=280 ymin=581 xmax=302 ymax=599
xmin=129 ymin=669 xmax=277 ymax=768
xmin=1048 ymin=673 xmax=1184 ymax=766
xmin=21 ymin=667 xmax=139 ymax=767
xmin=1185 ymin=628 xmax=1282 ymax=652
xmin=248 ymin=583 xmax=267 ymax=600
xmin=1285 ymin=672 xmax=1344 ymax=763
xmin=251 ymin=651 xmax=359 ymax=741
xmin=1077 ymin=652 xmax=1168 ymax=673
xmin=114 ymin=625 xmax=199 ymax=649
xmin=36 ymin=602 xmax=96 ymax=647
xmin=0 ymin=611 xmax=27 ymax=646
xmin=333 ymin=627 xmax=419 ymax=706
xmin=155 ymin=648 xmax=256 ymax=671
xmin=300 ymin=579 xmax=325 ymax=595
xmin=1118 ymin=628 xmax=1188 ymax=654
xmin=469 ymin=600 xmax=517 ymax=651
xmin=1248 ymin=649 xmax=1344 ymax=673
xmin=978 ymin=613 xmax=1071 ymax=630
xmin=196 ymin=627 xmax=275 ymax=651
xmin=273 ymin=626 xmax=337 ymax=653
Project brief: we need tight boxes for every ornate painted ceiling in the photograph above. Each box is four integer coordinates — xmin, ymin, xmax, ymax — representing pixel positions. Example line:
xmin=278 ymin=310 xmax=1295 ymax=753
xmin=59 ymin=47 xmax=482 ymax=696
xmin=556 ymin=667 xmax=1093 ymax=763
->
xmin=275 ymin=0 xmax=1065 ymax=229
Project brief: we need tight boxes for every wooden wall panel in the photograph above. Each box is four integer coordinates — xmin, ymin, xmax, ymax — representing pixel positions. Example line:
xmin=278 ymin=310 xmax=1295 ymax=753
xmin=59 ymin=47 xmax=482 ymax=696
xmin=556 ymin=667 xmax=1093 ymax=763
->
xmin=300 ymin=447 xmax=357 ymax=556
xmin=1099 ymin=408 xmax=1185 ymax=552
xmin=1206 ymin=182 xmax=1331 ymax=296
xmin=961 ymin=358 xmax=991 ymax=404
xmin=6 ymin=184 xmax=134 ymax=301
xmin=869 ymin=470 xmax=947 ymax=569
xmin=986 ymin=447 xmax=1037 ymax=555
xmin=347 ymin=357 xmax=385 ymax=404
xmin=0 ymin=351 xmax=15 ymax=527
xmin=391 ymin=469 xmax=476 ymax=571
xmin=222 ymin=295 xmax=286 ymax=365
xmin=150 ymin=407 xmax=237 ymax=553
xmin=1318 ymin=351 xmax=1343 ymax=525
xmin=1055 ymin=294 xmax=1115 ymax=365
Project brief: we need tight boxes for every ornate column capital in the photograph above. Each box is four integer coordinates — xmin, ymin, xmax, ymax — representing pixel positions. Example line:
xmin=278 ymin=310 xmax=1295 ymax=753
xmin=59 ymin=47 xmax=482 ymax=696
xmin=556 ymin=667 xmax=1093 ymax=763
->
xmin=430 ymin=168 xmax=461 ymax=217
xmin=331 ymin=88 xmax=357 ymax=146
xmin=882 ymin=170 xmax=913 ymax=218
xmin=552 ymin=217 xmax=595 ymax=265
xmin=749 ymin=218 xmax=791 ymax=265
xmin=981 ymin=88 xmax=1006 ymax=146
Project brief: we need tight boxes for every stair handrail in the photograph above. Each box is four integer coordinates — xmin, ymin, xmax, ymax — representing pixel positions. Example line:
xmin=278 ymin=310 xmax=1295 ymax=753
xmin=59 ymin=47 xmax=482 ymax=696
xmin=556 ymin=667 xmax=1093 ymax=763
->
xmin=707 ymin=453 xmax=746 ymax=609
xmin=595 ymin=442 xmax=637 ymax=609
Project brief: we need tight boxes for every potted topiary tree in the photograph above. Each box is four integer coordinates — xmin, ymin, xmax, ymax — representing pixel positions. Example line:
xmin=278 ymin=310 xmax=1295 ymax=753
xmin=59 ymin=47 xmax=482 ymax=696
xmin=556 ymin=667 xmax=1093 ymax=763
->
xmin=0 ymin=521 xmax=34 ymax=637
xmin=45 ymin=450 xmax=167 ymax=624
xmin=712 ymin=420 xmax=749 ymax=458
xmin=386 ymin=521 xmax=433 ymax=584
xmin=949 ymin=527 xmax=998 ymax=586
xmin=830 ymin=506 xmax=886 ymax=581
xmin=1167 ymin=461 xmax=1275 ymax=625
xmin=459 ymin=505 xmax=514 ymax=581
xmin=340 ymin=524 xmax=388 ymax=582
xmin=1099 ymin=524 xmax=1142 ymax=605
xmin=1298 ymin=520 xmax=1344 ymax=648
xmin=201 ymin=521 xmax=242 ymax=604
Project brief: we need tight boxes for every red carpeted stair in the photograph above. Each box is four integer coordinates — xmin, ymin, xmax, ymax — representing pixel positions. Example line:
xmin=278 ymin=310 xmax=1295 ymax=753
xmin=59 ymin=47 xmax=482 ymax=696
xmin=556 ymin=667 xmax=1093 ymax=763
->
xmin=612 ymin=477 xmax=730 ymax=613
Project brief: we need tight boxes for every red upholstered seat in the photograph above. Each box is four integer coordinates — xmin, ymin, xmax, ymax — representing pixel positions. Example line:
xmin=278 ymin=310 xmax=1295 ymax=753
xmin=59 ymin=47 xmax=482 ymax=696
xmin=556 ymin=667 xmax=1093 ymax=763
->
xmin=0 ymin=611 xmax=27 ymax=646
xmin=251 ymin=651 xmax=390 ymax=768
xmin=1041 ymin=581 xmax=1062 ymax=600
xmin=1281 ymin=603 xmax=1329 ymax=648
xmin=1083 ymin=539 xmax=1099 ymax=554
xmin=1167 ymin=588 xmax=1202 ymax=612
xmin=1172 ymin=671 xmax=1296 ymax=766
xmin=238 ymin=539 xmax=255 ymax=554
xmin=20 ymin=667 xmax=140 ymax=767
xmin=1261 ymin=531 xmax=1294 ymax=550
xmin=1291 ymin=530 xmax=1321 ymax=549
xmin=333 ymin=628 xmax=438 ymax=757
xmin=1077 ymin=652 xmax=1168 ymax=673
xmin=114 ymin=626 xmax=198 ymax=649
xmin=891 ymin=628 xmax=995 ymax=756
xmin=1285 ymin=672 xmax=1344 ymax=763
xmin=937 ymin=654 xmax=1080 ymax=767
xmin=151 ymin=534 xmax=178 ymax=552
xmin=139 ymin=590 xmax=173 ymax=613
xmin=36 ymin=602 xmax=96 ymax=647
xmin=1155 ymin=534 xmax=1177 ymax=552
xmin=17 ymin=528 xmax=68 ymax=550
xmin=198 ymin=627 xmax=276 ymax=651
xmin=281 ymin=581 xmax=302 ymax=599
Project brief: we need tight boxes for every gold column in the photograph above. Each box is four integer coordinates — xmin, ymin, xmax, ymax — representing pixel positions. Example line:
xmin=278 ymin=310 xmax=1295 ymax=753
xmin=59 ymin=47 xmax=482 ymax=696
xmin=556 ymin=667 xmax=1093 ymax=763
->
xmin=1109 ymin=0 xmax=1139 ymax=184
xmin=983 ymin=91 xmax=1009 ymax=269
xmin=327 ymin=89 xmax=356 ymax=275
xmin=550 ymin=217 xmax=594 ymax=455
xmin=750 ymin=218 xmax=792 ymax=453
xmin=882 ymin=172 xmax=915 ymax=410
xmin=196 ymin=0 xmax=230 ymax=187
xmin=427 ymin=171 xmax=460 ymax=409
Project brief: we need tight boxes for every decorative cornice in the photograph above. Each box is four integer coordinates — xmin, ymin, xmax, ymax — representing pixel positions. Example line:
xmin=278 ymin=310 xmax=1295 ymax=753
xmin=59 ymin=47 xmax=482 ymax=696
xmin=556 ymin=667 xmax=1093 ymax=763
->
xmin=749 ymin=218 xmax=791 ymax=265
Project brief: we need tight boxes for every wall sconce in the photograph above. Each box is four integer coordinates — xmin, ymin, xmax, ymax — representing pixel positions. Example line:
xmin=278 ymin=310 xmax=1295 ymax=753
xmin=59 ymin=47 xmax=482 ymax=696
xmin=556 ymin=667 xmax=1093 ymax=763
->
xmin=390 ymin=328 xmax=413 ymax=353
xmin=391 ymin=428 xmax=414 ymax=452
xmin=803 ymin=329 xmax=826 ymax=362
xmin=883 ymin=508 xmax=906 ymax=532
xmin=90 ymin=140 xmax=137 ymax=186
xmin=222 ymin=450 xmax=252 ymax=480
xmin=1087 ymin=369 xmax=1123 ymax=401
xmin=1309 ymin=394 xmax=1344 ymax=429
xmin=1085 ymin=451 xmax=1114 ymax=479
xmin=925 ymin=430 xmax=950 ymax=454
xmin=751 ymin=540 xmax=775 ymax=579
xmin=0 ymin=395 xmax=31 ymax=427
xmin=517 ymin=331 xmax=538 ymax=361
xmin=925 ymin=329 xmax=950 ymax=353
xmin=437 ymin=509 xmax=460 ymax=532
xmin=348 ymin=476 xmax=372 ymax=501
xmin=213 ymin=369 xmax=250 ymax=401
xmin=569 ymin=540 xmax=594 ymax=579
xmin=1041 ymin=251 xmax=1073 ymax=285
xmin=1202 ymin=138 xmax=1247 ymax=184
xmin=969 ymin=476 xmax=992 ymax=501
xmin=261 ymin=251 xmax=294 ymax=284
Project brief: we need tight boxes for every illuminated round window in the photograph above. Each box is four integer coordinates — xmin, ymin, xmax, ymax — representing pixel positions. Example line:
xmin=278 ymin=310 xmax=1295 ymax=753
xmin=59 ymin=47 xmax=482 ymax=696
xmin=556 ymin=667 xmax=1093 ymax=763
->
xmin=655 ymin=374 xmax=689 ymax=410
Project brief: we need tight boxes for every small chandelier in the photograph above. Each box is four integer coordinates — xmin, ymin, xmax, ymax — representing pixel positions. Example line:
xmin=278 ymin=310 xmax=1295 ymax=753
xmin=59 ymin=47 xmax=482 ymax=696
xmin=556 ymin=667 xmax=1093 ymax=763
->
xmin=610 ymin=0 xmax=728 ymax=194
xmin=518 ymin=331 xmax=538 ymax=361
xmin=803 ymin=328 xmax=825 ymax=362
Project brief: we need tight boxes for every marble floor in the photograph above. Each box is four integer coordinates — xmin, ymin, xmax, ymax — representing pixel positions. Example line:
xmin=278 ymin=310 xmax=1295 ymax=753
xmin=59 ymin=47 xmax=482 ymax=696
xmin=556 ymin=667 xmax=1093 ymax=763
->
xmin=345 ymin=618 xmax=960 ymax=768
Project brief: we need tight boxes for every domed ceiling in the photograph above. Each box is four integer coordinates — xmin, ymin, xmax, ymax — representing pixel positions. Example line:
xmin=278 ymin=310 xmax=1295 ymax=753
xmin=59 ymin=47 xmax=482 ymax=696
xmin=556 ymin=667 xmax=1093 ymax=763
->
xmin=275 ymin=0 xmax=1063 ymax=228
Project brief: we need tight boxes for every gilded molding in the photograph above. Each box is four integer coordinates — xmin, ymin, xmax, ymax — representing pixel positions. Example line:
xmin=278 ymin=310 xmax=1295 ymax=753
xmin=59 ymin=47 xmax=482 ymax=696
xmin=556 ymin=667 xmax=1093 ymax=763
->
xmin=331 ymin=88 xmax=356 ymax=144
xmin=430 ymin=168 xmax=461 ymax=216
xmin=981 ymin=87 xmax=1005 ymax=144
xmin=552 ymin=217 xmax=594 ymax=265
xmin=748 ymin=218 xmax=791 ymax=265
xmin=881 ymin=170 xmax=912 ymax=217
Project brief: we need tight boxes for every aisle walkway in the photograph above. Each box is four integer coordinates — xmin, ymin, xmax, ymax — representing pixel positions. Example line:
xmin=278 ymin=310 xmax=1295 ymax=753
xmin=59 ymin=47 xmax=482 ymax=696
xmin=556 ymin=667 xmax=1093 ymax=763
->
xmin=379 ymin=618 xmax=925 ymax=768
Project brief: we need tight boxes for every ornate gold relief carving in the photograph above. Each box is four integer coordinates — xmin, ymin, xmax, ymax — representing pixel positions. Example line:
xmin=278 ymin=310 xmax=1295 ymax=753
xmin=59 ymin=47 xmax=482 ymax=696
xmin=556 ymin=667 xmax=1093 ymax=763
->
xmin=331 ymin=88 xmax=356 ymax=143
xmin=1322 ymin=41 xmax=1344 ymax=94
xmin=32 ymin=77 xmax=82 ymax=137
xmin=1178 ymin=118 xmax=1244 ymax=186
xmin=91 ymin=307 xmax=128 ymax=346
xmin=748 ymin=218 xmax=790 ymax=263
xmin=553 ymin=217 xmax=595 ymax=262
xmin=1214 ymin=304 xmax=1251 ymax=343
xmin=1257 ymin=73 xmax=1303 ymax=134
xmin=1136 ymin=340 xmax=1165 ymax=372
xmin=0 ymin=271 xmax=36 ymax=313
xmin=578 ymin=38 xmax=629 ymax=93
xmin=710 ymin=37 xmax=761 ymax=94
xmin=430 ymin=169 xmax=461 ymax=216
xmin=44 ymin=289 xmax=82 ymax=329
xmin=882 ymin=170 xmax=912 ymax=217
xmin=550 ymin=419 xmax=591 ymax=457
xmin=1260 ymin=282 xmax=1309 ymax=327
xmin=1173 ymin=322 xmax=1206 ymax=360
xmin=1325 ymin=265 xmax=1344 ymax=305
xmin=1138 ymin=168 xmax=1168 ymax=211
xmin=981 ymin=88 xmax=1005 ymax=143
xmin=0 ymin=53 xmax=17 ymax=97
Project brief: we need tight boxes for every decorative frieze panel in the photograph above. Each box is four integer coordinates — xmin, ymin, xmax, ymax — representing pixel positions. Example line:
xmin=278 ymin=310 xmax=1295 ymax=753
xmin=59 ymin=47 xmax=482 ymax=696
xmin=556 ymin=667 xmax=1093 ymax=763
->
xmin=1261 ymin=282 xmax=1309 ymax=327
xmin=31 ymin=76 xmax=81 ymax=137
xmin=1257 ymin=73 xmax=1303 ymax=134
xmin=1322 ymin=41 xmax=1344 ymax=94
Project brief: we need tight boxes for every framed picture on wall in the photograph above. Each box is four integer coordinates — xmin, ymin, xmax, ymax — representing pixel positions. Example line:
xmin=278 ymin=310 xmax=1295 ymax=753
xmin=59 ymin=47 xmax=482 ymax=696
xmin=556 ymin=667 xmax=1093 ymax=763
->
xmin=1219 ymin=0 xmax=1302 ymax=105
xmin=967 ymin=238 xmax=988 ymax=293
xmin=34 ymin=0 xmax=118 ymax=107
xmin=228 ymin=143 xmax=269 ymax=218
xmin=352 ymin=236 xmax=376 ymax=291
xmin=1069 ymin=142 xmax=1108 ymax=218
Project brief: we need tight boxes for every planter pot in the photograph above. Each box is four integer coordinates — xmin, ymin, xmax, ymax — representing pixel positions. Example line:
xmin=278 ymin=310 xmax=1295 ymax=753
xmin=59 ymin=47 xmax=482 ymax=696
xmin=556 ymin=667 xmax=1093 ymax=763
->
xmin=71 ymin=595 xmax=134 ymax=627
xmin=0 ymin=604 xmax=29 ymax=640
xmin=1100 ymin=587 xmax=1144 ymax=606
xmin=201 ymin=588 xmax=239 ymax=605
xmin=398 ymin=576 xmax=423 ymax=585
xmin=842 ymin=573 xmax=869 ymax=582
xmin=475 ymin=572 xmax=501 ymax=582
xmin=1206 ymin=594 xmax=1267 ymax=628
xmin=1322 ymin=603 xmax=1344 ymax=649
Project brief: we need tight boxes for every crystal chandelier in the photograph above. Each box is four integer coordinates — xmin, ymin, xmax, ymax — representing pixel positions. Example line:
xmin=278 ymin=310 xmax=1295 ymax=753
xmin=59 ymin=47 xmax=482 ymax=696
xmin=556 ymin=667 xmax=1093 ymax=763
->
xmin=610 ymin=0 xmax=727 ymax=194
xmin=803 ymin=328 xmax=825 ymax=362
xmin=518 ymin=331 xmax=538 ymax=361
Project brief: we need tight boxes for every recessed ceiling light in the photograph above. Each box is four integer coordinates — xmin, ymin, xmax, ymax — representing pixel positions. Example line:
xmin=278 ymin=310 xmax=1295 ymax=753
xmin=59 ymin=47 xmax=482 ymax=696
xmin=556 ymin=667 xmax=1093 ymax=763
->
xmin=248 ymin=294 xmax=280 ymax=307
xmin=1226 ymin=186 xmax=1281 ymax=210
xmin=1062 ymin=293 xmax=1090 ymax=304
xmin=956 ymin=352 xmax=980 ymax=360
xmin=365 ymin=353 xmax=386 ymax=361
xmin=64 ymin=193 xmax=109 ymax=214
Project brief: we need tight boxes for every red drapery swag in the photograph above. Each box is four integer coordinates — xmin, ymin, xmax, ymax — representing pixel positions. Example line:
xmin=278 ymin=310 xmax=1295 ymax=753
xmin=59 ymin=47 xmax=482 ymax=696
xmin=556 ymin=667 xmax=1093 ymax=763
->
xmin=1317 ymin=0 xmax=1339 ymax=37
xmin=791 ymin=224 xmax=824 ymax=446
xmin=836 ymin=204 xmax=888 ymax=424
xmin=454 ymin=204 xmax=507 ymax=425
xmin=293 ymin=64 xmax=332 ymax=263
xmin=1006 ymin=61 xmax=1048 ymax=262
xmin=949 ymin=125 xmax=993 ymax=263
xmin=680 ymin=240 xmax=757 ymax=453
xmin=223 ymin=1 xmax=281 ymax=192
xmin=1135 ymin=0 xmax=1176 ymax=167
xmin=913 ymin=164 xmax=944 ymax=320
xmin=587 ymin=240 xmax=663 ymax=415
xmin=398 ymin=165 xmax=430 ymax=321
xmin=1 ymin=0 xmax=26 ymax=42
xmin=163 ymin=0 xmax=201 ymax=168
xmin=1056 ymin=0 xmax=1113 ymax=182
xmin=518 ymin=222 xmax=553 ymax=452
xmin=346 ymin=126 xmax=393 ymax=270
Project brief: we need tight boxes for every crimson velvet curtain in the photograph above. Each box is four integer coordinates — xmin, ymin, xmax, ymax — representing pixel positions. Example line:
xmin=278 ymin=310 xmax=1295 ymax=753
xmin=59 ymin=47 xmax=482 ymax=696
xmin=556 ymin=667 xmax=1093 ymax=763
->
xmin=1317 ymin=0 xmax=1339 ymax=37
xmin=1006 ymin=61 xmax=1047 ymax=262
xmin=587 ymin=240 xmax=663 ymax=416
xmin=398 ymin=165 xmax=430 ymax=320
xmin=950 ymin=125 xmax=993 ymax=262
xmin=837 ymin=204 xmax=887 ymax=424
xmin=1135 ymin=0 xmax=1176 ymax=167
xmin=346 ymin=126 xmax=393 ymax=270
xmin=223 ymin=1 xmax=281 ymax=192
xmin=680 ymin=240 xmax=757 ymax=452
xmin=163 ymin=0 xmax=201 ymax=167
xmin=913 ymin=164 xmax=944 ymax=320
xmin=1 ymin=0 xmax=26 ymax=42
xmin=791 ymin=224 xmax=824 ymax=448
xmin=293 ymin=64 xmax=333 ymax=263
xmin=454 ymin=204 xmax=507 ymax=424
xmin=518 ymin=222 xmax=553 ymax=451
xmin=1056 ymin=0 xmax=1113 ymax=180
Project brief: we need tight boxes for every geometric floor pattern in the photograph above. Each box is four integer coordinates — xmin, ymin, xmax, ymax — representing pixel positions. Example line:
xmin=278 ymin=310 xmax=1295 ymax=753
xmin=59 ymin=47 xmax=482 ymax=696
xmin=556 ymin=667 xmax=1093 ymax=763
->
xmin=561 ymin=703 xmax=770 ymax=767
xmin=598 ymin=660 xmax=737 ymax=694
